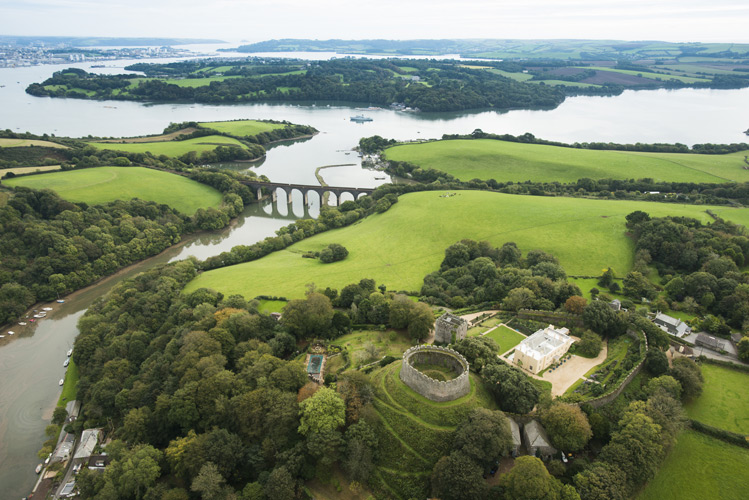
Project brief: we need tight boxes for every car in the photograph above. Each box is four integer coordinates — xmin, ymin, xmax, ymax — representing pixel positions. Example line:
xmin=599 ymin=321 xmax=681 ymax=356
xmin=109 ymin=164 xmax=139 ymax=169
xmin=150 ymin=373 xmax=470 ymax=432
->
xmin=561 ymin=451 xmax=568 ymax=463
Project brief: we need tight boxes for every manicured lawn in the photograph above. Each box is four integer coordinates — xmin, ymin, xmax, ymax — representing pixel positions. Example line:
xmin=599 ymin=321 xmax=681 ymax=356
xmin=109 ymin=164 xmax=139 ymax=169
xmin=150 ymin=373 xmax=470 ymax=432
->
xmin=198 ymin=120 xmax=286 ymax=137
xmin=184 ymin=190 xmax=748 ymax=299
xmin=684 ymin=364 xmax=749 ymax=435
xmin=638 ymin=430 xmax=749 ymax=500
xmin=4 ymin=167 xmax=223 ymax=215
xmin=87 ymin=135 xmax=248 ymax=157
xmin=484 ymin=325 xmax=525 ymax=353
xmin=384 ymin=139 xmax=749 ymax=183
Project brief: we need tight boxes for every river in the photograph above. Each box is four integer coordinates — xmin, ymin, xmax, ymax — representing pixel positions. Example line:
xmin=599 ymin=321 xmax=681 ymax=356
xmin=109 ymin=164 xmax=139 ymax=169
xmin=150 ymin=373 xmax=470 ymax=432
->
xmin=1 ymin=49 xmax=749 ymax=498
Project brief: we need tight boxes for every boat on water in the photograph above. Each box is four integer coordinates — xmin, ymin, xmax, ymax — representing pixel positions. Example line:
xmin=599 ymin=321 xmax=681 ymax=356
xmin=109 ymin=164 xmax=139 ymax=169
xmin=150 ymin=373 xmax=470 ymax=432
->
xmin=8 ymin=331 xmax=14 ymax=335
xmin=35 ymin=464 xmax=42 ymax=474
xmin=58 ymin=379 xmax=64 ymax=386
xmin=350 ymin=114 xmax=373 ymax=122
xmin=64 ymin=359 xmax=69 ymax=367
xmin=67 ymin=349 xmax=73 ymax=357
xmin=57 ymin=299 xmax=65 ymax=303
xmin=18 ymin=322 xmax=26 ymax=326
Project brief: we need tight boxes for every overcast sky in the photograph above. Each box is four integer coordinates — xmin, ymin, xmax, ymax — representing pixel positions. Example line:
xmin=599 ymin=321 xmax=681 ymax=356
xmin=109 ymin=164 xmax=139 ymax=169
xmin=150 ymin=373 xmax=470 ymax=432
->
xmin=2 ymin=0 xmax=749 ymax=44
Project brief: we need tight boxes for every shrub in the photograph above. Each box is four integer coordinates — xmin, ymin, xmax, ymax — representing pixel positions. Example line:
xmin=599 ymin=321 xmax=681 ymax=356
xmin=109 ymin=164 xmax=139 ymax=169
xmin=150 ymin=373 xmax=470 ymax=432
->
xmin=320 ymin=243 xmax=349 ymax=263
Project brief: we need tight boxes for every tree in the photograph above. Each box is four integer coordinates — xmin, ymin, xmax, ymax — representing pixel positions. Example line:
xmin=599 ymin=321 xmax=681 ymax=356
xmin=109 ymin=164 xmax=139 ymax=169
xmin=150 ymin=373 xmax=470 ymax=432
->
xmin=645 ymin=375 xmax=682 ymax=399
xmin=622 ymin=271 xmax=657 ymax=300
xmin=482 ymin=362 xmax=540 ymax=414
xmin=499 ymin=242 xmax=522 ymax=266
xmin=598 ymin=410 xmax=663 ymax=489
xmin=389 ymin=294 xmax=413 ymax=329
xmin=452 ymin=336 xmax=499 ymax=372
xmin=541 ymin=404 xmax=592 ymax=452
xmin=502 ymin=287 xmax=536 ymax=311
xmin=52 ymin=407 xmax=68 ymax=426
xmin=625 ymin=210 xmax=650 ymax=228
xmin=576 ymin=331 xmax=602 ymax=357
xmin=738 ymin=337 xmax=749 ymax=362
xmin=264 ymin=466 xmax=295 ymax=500
xmin=644 ymin=349 xmax=669 ymax=376
xmin=582 ymin=301 xmax=626 ymax=337
xmin=564 ymin=296 xmax=587 ymax=315
xmin=407 ymin=302 xmax=433 ymax=341
xmin=190 ymin=462 xmax=226 ymax=500
xmin=281 ymin=292 xmax=334 ymax=338
xmin=598 ymin=268 xmax=615 ymax=288
xmin=453 ymin=408 xmax=514 ymax=468
xmin=298 ymin=387 xmax=346 ymax=436
xmin=669 ymin=357 xmax=703 ymax=400
xmin=431 ymin=451 xmax=488 ymax=500
xmin=573 ymin=462 xmax=628 ymax=500
xmin=498 ymin=456 xmax=568 ymax=500
xmin=319 ymin=243 xmax=348 ymax=263
xmin=108 ymin=444 xmax=163 ymax=500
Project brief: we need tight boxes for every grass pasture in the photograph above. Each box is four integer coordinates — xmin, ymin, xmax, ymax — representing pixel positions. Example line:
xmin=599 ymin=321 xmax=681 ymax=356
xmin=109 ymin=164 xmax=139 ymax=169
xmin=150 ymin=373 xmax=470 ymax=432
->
xmin=685 ymin=364 xmax=749 ymax=435
xmin=184 ymin=190 xmax=749 ymax=300
xmin=384 ymin=139 xmax=749 ymax=184
xmin=0 ymin=138 xmax=68 ymax=149
xmin=1 ymin=165 xmax=61 ymax=175
xmin=638 ymin=430 xmax=749 ymax=500
xmin=87 ymin=135 xmax=248 ymax=157
xmin=3 ymin=167 xmax=222 ymax=215
xmin=331 ymin=329 xmax=413 ymax=369
xmin=198 ymin=120 xmax=286 ymax=138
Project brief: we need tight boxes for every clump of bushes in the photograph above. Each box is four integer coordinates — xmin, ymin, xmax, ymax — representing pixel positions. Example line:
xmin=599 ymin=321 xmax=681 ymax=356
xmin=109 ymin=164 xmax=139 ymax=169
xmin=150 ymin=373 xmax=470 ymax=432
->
xmin=320 ymin=244 xmax=349 ymax=263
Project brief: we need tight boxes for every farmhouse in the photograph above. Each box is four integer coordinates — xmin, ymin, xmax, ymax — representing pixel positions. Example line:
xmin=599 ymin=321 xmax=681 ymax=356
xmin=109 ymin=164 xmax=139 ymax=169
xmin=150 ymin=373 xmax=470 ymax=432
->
xmin=653 ymin=312 xmax=691 ymax=337
xmin=523 ymin=420 xmax=557 ymax=460
xmin=695 ymin=333 xmax=726 ymax=352
xmin=434 ymin=312 xmax=468 ymax=344
xmin=513 ymin=324 xmax=574 ymax=374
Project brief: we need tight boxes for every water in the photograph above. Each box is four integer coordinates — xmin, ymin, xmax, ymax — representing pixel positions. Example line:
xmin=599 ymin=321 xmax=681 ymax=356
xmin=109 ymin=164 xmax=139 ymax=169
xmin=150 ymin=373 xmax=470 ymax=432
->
xmin=2 ymin=54 xmax=749 ymax=498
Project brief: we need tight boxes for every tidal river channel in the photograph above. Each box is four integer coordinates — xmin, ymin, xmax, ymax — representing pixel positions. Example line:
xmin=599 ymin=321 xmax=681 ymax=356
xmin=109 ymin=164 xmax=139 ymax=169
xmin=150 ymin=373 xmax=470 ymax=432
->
xmin=1 ymin=51 xmax=749 ymax=497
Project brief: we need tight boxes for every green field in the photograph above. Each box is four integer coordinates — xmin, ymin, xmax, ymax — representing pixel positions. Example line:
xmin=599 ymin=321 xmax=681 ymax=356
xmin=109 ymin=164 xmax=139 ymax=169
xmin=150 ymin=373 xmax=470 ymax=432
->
xmin=529 ymin=80 xmax=601 ymax=88
xmin=332 ymin=329 xmax=414 ymax=369
xmin=198 ymin=120 xmax=286 ymax=137
xmin=0 ymin=138 xmax=68 ymax=149
xmin=583 ymin=66 xmax=710 ymax=84
xmin=384 ymin=139 xmax=749 ymax=183
xmin=638 ymin=431 xmax=749 ymax=500
xmin=87 ymin=135 xmax=248 ymax=157
xmin=484 ymin=325 xmax=526 ymax=353
xmin=184 ymin=190 xmax=748 ymax=300
xmin=4 ymin=167 xmax=223 ymax=215
xmin=684 ymin=364 xmax=749 ymax=435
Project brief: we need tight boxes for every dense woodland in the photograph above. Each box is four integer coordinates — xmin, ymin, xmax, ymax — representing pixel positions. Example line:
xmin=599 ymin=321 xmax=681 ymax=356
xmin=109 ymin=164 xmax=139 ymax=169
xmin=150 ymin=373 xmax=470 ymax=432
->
xmin=26 ymin=60 xmax=567 ymax=112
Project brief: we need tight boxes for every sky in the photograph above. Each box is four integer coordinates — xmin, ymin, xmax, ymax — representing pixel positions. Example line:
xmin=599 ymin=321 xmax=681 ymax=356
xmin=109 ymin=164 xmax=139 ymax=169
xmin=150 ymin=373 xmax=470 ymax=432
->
xmin=2 ymin=0 xmax=749 ymax=44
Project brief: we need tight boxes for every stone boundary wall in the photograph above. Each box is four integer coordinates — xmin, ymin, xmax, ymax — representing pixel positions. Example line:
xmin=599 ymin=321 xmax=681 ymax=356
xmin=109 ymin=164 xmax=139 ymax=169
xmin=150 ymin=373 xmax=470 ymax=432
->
xmin=400 ymin=345 xmax=470 ymax=402
xmin=584 ymin=329 xmax=648 ymax=408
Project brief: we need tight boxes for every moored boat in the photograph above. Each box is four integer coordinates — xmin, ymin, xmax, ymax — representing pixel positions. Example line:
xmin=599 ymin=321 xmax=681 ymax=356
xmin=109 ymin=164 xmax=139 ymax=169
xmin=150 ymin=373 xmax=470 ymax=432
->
xmin=35 ymin=464 xmax=42 ymax=474
xmin=350 ymin=114 xmax=373 ymax=122
xmin=67 ymin=349 xmax=73 ymax=357
xmin=58 ymin=379 xmax=64 ymax=386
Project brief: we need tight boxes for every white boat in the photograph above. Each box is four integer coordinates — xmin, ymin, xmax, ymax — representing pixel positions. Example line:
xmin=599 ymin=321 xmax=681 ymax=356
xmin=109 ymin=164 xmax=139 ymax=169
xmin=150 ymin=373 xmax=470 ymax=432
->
xmin=43 ymin=307 xmax=53 ymax=311
xmin=58 ymin=379 xmax=64 ymax=386
xmin=33 ymin=314 xmax=43 ymax=319
xmin=18 ymin=322 xmax=26 ymax=326
xmin=57 ymin=299 xmax=65 ymax=303
xmin=63 ymin=359 xmax=69 ymax=367
xmin=35 ymin=464 xmax=42 ymax=474
xmin=0 ymin=335 xmax=5 ymax=338
xmin=350 ymin=114 xmax=373 ymax=122
xmin=67 ymin=349 xmax=73 ymax=357
xmin=7 ymin=331 xmax=14 ymax=335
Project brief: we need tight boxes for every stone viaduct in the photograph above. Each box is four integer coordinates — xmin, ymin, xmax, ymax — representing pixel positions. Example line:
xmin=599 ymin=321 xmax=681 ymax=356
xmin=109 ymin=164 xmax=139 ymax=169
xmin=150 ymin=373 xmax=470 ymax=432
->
xmin=240 ymin=180 xmax=375 ymax=207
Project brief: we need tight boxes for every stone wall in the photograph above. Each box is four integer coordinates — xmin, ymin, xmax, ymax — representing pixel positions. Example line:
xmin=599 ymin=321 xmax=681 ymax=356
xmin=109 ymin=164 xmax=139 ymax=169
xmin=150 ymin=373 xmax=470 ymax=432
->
xmin=584 ymin=329 xmax=648 ymax=409
xmin=400 ymin=345 xmax=470 ymax=402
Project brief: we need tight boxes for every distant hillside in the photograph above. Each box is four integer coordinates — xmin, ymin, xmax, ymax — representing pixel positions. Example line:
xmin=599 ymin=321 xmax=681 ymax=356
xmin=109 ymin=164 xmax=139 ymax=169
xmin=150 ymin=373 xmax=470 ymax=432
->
xmin=0 ymin=36 xmax=224 ymax=47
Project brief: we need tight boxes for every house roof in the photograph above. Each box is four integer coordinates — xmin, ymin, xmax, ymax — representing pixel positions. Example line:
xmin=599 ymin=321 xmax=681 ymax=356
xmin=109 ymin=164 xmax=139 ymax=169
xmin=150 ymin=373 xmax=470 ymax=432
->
xmin=508 ymin=419 xmax=522 ymax=446
xmin=516 ymin=325 xmax=572 ymax=361
xmin=696 ymin=334 xmax=725 ymax=349
xmin=74 ymin=429 xmax=101 ymax=460
xmin=524 ymin=420 xmax=556 ymax=451
xmin=654 ymin=312 xmax=680 ymax=327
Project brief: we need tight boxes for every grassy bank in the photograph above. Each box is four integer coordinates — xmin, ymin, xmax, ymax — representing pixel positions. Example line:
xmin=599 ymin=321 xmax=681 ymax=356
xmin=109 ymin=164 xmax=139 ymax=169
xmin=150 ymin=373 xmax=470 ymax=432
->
xmin=184 ymin=190 xmax=748 ymax=299
xmin=384 ymin=139 xmax=749 ymax=183
xmin=86 ymin=135 xmax=248 ymax=157
xmin=198 ymin=120 xmax=286 ymax=137
xmin=57 ymin=358 xmax=78 ymax=407
xmin=4 ymin=166 xmax=223 ymax=215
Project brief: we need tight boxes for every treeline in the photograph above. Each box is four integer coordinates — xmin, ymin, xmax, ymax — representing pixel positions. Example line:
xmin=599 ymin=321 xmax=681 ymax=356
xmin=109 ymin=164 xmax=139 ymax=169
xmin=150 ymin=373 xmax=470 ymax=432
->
xmin=626 ymin=212 xmax=749 ymax=331
xmin=441 ymin=131 xmax=749 ymax=155
xmin=26 ymin=59 xmax=566 ymax=112
xmin=0 ymin=169 xmax=256 ymax=326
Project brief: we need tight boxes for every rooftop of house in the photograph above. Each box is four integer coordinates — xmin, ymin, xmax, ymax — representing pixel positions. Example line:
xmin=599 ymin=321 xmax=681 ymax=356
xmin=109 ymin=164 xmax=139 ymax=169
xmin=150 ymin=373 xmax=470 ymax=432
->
xmin=654 ymin=312 xmax=681 ymax=327
xmin=696 ymin=333 xmax=725 ymax=349
xmin=516 ymin=325 xmax=572 ymax=360
xmin=524 ymin=420 xmax=555 ymax=450
xmin=437 ymin=312 xmax=467 ymax=327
